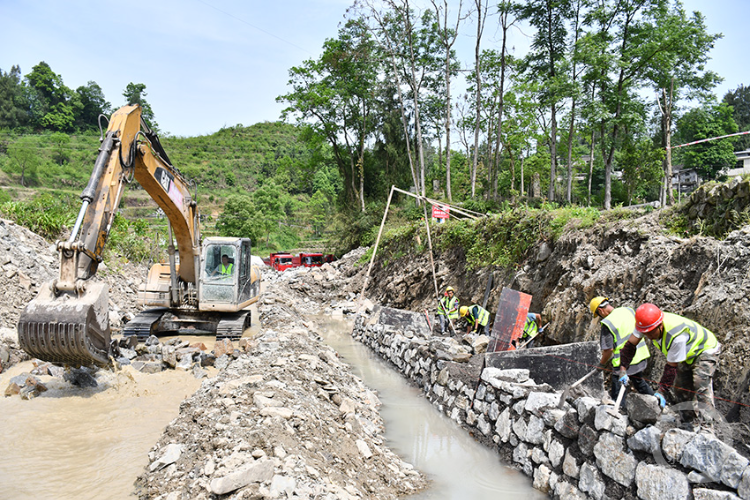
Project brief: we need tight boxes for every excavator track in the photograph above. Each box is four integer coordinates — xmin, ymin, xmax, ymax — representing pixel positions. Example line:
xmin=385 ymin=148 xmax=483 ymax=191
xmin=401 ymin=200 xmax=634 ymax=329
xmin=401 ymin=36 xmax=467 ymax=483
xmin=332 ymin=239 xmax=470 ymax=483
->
xmin=122 ymin=309 xmax=168 ymax=342
xmin=216 ymin=311 xmax=252 ymax=341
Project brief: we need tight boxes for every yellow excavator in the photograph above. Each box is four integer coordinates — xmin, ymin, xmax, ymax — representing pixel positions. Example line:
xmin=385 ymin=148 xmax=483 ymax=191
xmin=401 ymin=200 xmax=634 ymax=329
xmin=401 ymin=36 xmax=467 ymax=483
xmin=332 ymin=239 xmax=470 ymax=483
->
xmin=17 ymin=105 xmax=261 ymax=367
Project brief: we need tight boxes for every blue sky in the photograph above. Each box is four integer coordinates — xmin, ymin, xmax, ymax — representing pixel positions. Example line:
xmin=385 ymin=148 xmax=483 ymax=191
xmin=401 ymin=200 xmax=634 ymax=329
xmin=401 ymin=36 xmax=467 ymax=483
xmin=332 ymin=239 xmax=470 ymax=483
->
xmin=1 ymin=0 xmax=747 ymax=137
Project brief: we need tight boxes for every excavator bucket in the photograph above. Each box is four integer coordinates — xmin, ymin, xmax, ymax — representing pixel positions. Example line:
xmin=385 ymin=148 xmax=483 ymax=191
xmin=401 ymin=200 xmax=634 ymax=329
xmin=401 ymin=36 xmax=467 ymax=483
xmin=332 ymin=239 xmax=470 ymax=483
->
xmin=18 ymin=282 xmax=111 ymax=367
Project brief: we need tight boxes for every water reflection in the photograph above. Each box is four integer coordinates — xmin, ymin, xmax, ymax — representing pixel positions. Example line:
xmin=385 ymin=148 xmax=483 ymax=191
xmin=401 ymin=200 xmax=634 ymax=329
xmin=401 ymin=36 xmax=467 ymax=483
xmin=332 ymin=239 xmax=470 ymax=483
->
xmin=314 ymin=315 xmax=545 ymax=500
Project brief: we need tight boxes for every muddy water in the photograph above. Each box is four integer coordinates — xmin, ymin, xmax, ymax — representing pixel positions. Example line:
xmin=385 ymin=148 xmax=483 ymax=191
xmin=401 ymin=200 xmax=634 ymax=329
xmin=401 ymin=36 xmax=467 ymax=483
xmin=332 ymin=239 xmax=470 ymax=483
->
xmin=314 ymin=316 xmax=546 ymax=500
xmin=0 ymin=356 xmax=204 ymax=499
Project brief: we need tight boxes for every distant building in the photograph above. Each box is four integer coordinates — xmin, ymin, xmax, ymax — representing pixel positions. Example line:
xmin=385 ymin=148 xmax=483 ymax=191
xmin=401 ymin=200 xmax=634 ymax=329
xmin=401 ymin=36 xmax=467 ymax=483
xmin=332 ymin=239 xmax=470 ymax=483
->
xmin=727 ymin=150 xmax=750 ymax=177
xmin=671 ymin=165 xmax=701 ymax=196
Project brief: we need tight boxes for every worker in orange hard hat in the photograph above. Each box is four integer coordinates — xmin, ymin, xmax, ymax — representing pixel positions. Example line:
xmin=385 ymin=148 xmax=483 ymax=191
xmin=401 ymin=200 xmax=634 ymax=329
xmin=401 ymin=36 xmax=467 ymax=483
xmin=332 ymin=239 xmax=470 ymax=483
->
xmin=589 ymin=296 xmax=653 ymax=408
xmin=437 ymin=286 xmax=459 ymax=335
xmin=619 ymin=303 xmax=720 ymax=427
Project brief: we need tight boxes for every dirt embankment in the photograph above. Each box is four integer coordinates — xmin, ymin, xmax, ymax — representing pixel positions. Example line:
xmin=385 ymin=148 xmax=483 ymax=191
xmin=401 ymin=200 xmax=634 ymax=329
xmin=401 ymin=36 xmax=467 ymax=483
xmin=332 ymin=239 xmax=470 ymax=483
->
xmin=360 ymin=213 xmax=750 ymax=426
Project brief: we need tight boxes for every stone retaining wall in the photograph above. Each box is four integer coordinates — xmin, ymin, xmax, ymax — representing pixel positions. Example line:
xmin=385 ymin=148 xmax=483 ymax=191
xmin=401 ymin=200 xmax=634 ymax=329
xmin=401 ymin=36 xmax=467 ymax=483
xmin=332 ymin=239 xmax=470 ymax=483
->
xmin=352 ymin=310 xmax=750 ymax=500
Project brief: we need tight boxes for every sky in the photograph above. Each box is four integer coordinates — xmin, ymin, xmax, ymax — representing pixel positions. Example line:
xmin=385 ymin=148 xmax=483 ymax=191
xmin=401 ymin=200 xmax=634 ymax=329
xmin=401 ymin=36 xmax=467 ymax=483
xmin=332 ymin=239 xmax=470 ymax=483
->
xmin=1 ymin=0 xmax=748 ymax=138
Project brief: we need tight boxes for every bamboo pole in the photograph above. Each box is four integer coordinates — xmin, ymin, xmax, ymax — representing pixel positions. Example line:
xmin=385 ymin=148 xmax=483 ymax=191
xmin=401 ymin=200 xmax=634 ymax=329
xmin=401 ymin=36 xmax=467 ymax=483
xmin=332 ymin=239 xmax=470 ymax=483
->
xmin=357 ymin=185 xmax=395 ymax=313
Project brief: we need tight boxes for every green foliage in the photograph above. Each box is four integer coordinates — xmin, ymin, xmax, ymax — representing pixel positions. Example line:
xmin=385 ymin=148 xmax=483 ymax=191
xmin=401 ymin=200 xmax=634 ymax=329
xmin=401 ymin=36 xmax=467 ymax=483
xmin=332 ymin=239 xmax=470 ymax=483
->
xmin=107 ymin=215 xmax=158 ymax=262
xmin=0 ymin=192 xmax=76 ymax=239
xmin=675 ymin=102 xmax=738 ymax=180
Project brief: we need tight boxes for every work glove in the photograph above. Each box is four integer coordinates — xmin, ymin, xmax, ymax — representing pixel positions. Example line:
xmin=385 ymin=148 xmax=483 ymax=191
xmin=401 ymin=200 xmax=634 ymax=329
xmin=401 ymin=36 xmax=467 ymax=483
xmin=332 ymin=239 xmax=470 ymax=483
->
xmin=618 ymin=371 xmax=629 ymax=386
xmin=654 ymin=392 xmax=666 ymax=408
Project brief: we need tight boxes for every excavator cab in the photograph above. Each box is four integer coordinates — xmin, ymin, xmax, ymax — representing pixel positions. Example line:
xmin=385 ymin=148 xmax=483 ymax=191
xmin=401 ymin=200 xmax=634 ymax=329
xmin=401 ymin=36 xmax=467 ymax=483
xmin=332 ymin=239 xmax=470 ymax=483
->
xmin=199 ymin=237 xmax=260 ymax=310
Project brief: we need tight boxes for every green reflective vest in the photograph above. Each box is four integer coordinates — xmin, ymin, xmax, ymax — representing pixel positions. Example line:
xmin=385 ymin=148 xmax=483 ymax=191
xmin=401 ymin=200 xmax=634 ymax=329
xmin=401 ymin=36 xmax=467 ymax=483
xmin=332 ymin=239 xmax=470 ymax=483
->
xmin=655 ymin=312 xmax=718 ymax=365
xmin=220 ymin=263 xmax=234 ymax=275
xmin=602 ymin=306 xmax=649 ymax=368
xmin=521 ymin=314 xmax=539 ymax=340
xmin=467 ymin=305 xmax=490 ymax=327
xmin=438 ymin=296 xmax=460 ymax=319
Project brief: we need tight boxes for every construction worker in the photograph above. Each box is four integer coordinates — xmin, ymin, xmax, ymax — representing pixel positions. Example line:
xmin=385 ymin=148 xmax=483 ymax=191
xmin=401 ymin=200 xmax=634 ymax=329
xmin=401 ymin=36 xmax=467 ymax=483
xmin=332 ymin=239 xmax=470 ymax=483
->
xmin=460 ymin=304 xmax=490 ymax=336
xmin=437 ymin=286 xmax=460 ymax=335
xmin=589 ymin=297 xmax=653 ymax=406
xmin=619 ymin=303 xmax=720 ymax=426
xmin=516 ymin=312 xmax=544 ymax=348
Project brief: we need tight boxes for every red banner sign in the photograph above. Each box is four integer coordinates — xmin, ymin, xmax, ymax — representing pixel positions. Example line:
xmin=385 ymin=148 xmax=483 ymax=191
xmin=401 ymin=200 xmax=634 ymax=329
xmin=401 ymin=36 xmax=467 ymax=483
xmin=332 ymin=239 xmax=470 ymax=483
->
xmin=432 ymin=205 xmax=450 ymax=219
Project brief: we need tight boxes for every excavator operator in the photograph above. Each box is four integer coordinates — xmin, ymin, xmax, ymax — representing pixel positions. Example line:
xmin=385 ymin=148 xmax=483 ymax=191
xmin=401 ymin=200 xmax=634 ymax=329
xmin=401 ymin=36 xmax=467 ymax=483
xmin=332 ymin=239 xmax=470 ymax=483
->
xmin=212 ymin=254 xmax=234 ymax=277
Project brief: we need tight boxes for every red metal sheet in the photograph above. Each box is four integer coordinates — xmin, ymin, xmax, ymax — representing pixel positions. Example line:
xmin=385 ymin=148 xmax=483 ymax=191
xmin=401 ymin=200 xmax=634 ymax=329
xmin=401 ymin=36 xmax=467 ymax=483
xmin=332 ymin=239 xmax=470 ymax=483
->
xmin=488 ymin=287 xmax=531 ymax=352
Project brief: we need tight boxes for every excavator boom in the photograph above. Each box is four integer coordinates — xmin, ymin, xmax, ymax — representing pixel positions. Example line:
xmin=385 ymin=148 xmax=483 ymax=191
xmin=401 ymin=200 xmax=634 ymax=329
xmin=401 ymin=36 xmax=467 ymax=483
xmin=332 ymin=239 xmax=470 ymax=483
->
xmin=18 ymin=105 xmax=200 ymax=367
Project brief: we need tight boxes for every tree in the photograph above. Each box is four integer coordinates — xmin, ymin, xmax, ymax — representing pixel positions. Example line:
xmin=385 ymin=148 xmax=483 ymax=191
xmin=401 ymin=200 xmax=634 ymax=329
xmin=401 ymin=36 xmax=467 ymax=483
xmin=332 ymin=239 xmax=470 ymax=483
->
xmin=6 ymin=138 xmax=39 ymax=186
xmin=723 ymin=84 xmax=750 ymax=151
xmin=0 ymin=66 xmax=29 ymax=129
xmin=216 ymin=195 xmax=262 ymax=241
xmin=50 ymin=132 xmax=70 ymax=165
xmin=25 ymin=61 xmax=75 ymax=131
xmin=123 ymin=83 xmax=157 ymax=127
xmin=675 ymin=102 xmax=738 ymax=180
xmin=517 ymin=0 xmax=572 ymax=202
xmin=469 ymin=0 xmax=489 ymax=198
xmin=429 ymin=0 xmax=465 ymax=203
xmin=76 ymin=81 xmax=111 ymax=130
xmin=278 ymin=19 xmax=379 ymax=212
xmin=618 ymin=137 xmax=664 ymax=205
xmin=645 ymin=5 xmax=722 ymax=206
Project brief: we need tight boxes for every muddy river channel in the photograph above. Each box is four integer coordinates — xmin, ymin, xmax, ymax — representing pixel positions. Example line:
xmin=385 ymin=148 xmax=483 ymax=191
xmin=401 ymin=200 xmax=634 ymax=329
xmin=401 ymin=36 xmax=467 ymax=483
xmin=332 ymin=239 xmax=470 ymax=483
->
xmin=315 ymin=316 xmax=543 ymax=500
xmin=0 ymin=313 xmax=541 ymax=500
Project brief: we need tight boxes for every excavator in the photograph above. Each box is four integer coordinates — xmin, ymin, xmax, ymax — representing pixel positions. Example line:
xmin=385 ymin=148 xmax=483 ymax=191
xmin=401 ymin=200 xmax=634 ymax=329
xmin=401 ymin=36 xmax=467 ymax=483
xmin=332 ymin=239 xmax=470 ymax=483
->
xmin=17 ymin=105 xmax=261 ymax=367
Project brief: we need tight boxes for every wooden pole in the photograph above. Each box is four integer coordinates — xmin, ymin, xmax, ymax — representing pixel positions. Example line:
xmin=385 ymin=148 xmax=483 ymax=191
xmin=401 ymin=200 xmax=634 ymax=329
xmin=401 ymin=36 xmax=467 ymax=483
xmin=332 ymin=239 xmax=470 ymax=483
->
xmin=358 ymin=185 xmax=395 ymax=312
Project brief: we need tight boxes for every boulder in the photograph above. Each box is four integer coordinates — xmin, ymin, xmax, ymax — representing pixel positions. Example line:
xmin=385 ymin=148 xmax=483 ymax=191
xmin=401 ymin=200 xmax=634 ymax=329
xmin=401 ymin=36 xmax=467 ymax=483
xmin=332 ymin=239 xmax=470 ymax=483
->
xmin=680 ymin=432 xmax=736 ymax=482
xmin=594 ymin=431 xmax=637 ymax=487
xmin=626 ymin=393 xmax=662 ymax=424
xmin=635 ymin=462 xmax=690 ymax=500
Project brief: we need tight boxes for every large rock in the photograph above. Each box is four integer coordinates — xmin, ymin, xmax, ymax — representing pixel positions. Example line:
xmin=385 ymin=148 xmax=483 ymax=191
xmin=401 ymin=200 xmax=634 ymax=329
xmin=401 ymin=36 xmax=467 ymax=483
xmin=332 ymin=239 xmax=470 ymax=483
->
xmin=739 ymin=467 xmax=750 ymax=500
xmin=627 ymin=426 xmax=662 ymax=455
xmin=635 ymin=462 xmax=690 ymax=500
xmin=680 ymin=432 xmax=735 ymax=481
xmin=209 ymin=460 xmax=275 ymax=495
xmin=563 ymin=450 xmax=580 ymax=479
xmin=693 ymin=490 xmax=742 ymax=500
xmin=721 ymin=451 xmax=750 ymax=489
xmin=149 ymin=444 xmax=184 ymax=472
xmin=555 ymin=409 xmax=580 ymax=439
xmin=594 ymin=405 xmax=628 ymax=436
xmin=661 ymin=428 xmax=696 ymax=462
xmin=594 ymin=432 xmax=637 ymax=487
xmin=579 ymin=463 xmax=605 ymax=500
xmin=578 ymin=424 xmax=598 ymax=457
xmin=525 ymin=391 xmax=561 ymax=413
xmin=626 ymin=393 xmax=661 ymax=424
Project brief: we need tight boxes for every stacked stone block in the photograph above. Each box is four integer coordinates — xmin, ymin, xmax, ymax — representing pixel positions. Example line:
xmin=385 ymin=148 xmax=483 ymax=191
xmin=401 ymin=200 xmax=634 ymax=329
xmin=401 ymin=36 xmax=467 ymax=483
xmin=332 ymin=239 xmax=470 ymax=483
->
xmin=353 ymin=313 xmax=750 ymax=500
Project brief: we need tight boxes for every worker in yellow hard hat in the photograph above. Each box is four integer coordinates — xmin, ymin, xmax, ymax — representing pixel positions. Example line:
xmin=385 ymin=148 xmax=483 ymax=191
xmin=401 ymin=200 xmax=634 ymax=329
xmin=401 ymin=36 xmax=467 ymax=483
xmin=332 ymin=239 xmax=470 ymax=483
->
xmin=460 ymin=304 xmax=490 ymax=335
xmin=590 ymin=296 xmax=653 ymax=409
xmin=437 ymin=286 xmax=460 ymax=335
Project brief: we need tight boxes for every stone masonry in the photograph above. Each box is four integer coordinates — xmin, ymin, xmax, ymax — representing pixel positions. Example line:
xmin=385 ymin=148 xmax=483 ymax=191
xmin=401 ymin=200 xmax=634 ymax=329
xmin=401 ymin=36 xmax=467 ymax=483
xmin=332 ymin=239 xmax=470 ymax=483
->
xmin=352 ymin=308 xmax=750 ymax=500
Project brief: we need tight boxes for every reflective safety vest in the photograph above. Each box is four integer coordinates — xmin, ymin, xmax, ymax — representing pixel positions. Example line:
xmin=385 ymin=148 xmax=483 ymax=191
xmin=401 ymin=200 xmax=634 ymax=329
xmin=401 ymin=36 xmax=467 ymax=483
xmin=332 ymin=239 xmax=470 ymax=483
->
xmin=602 ymin=307 xmax=650 ymax=368
xmin=521 ymin=314 xmax=539 ymax=340
xmin=467 ymin=305 xmax=490 ymax=327
xmin=656 ymin=312 xmax=718 ymax=365
xmin=220 ymin=263 xmax=234 ymax=275
xmin=438 ymin=296 xmax=460 ymax=319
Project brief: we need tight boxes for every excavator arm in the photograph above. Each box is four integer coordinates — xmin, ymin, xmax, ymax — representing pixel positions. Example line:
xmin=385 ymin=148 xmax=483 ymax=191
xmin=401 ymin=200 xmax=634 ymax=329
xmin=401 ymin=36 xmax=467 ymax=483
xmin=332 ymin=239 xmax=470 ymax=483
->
xmin=18 ymin=105 xmax=200 ymax=366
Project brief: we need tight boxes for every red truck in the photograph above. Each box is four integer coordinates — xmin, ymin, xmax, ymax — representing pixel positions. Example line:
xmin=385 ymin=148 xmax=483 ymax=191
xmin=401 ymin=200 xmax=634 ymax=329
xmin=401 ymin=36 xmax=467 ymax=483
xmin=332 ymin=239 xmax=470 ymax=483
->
xmin=299 ymin=252 xmax=324 ymax=268
xmin=265 ymin=252 xmax=295 ymax=271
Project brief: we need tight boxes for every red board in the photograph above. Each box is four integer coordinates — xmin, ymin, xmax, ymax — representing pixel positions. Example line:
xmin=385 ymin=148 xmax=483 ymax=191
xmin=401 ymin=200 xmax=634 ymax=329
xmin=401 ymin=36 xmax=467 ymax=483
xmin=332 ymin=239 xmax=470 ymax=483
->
xmin=488 ymin=287 xmax=532 ymax=352
xmin=431 ymin=204 xmax=450 ymax=219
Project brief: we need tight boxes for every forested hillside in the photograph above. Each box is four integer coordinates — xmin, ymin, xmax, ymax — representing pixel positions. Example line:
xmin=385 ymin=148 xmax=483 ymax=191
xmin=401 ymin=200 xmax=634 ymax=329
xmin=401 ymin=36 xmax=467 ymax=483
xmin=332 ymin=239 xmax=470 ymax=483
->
xmin=2 ymin=0 xmax=750 ymax=261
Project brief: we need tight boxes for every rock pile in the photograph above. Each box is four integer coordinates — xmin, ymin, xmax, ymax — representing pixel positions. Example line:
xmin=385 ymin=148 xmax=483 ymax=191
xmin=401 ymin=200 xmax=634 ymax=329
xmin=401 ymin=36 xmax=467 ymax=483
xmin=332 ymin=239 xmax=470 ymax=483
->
xmin=133 ymin=260 xmax=427 ymax=500
xmin=683 ymin=176 xmax=750 ymax=237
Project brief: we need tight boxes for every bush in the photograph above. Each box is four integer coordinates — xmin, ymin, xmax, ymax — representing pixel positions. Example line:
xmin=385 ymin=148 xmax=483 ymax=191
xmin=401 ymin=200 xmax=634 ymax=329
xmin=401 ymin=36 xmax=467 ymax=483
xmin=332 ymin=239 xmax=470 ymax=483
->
xmin=0 ymin=193 xmax=76 ymax=239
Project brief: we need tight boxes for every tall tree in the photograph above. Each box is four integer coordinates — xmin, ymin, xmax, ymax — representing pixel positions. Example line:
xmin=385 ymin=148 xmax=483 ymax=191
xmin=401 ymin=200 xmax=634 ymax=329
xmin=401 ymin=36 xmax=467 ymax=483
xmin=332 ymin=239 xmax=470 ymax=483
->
xmin=76 ymin=81 xmax=111 ymax=130
xmin=429 ymin=0 xmax=465 ymax=203
xmin=25 ymin=61 xmax=75 ymax=131
xmin=123 ymin=83 xmax=157 ymax=127
xmin=0 ymin=66 xmax=29 ymax=129
xmin=675 ymin=102 xmax=738 ymax=180
xmin=644 ymin=4 xmax=721 ymax=206
xmin=470 ymin=0 xmax=489 ymax=198
xmin=723 ymin=84 xmax=750 ymax=152
xmin=517 ymin=0 xmax=572 ymax=202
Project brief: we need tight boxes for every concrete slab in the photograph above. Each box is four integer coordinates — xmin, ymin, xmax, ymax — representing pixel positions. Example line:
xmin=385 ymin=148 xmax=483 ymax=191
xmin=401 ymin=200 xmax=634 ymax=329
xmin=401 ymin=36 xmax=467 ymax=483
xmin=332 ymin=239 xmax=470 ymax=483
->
xmin=485 ymin=341 xmax=604 ymax=394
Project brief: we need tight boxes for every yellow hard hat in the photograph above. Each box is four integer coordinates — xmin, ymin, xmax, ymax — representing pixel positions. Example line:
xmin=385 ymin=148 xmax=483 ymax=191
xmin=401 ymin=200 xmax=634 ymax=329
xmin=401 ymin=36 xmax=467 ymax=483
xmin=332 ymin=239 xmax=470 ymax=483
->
xmin=445 ymin=286 xmax=455 ymax=293
xmin=589 ymin=296 xmax=609 ymax=315
xmin=459 ymin=306 xmax=469 ymax=317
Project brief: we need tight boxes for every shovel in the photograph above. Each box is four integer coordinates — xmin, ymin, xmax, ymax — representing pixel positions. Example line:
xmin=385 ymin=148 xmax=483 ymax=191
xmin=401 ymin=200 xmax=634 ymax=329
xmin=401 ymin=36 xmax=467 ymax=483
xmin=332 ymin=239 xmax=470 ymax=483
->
xmin=557 ymin=367 xmax=599 ymax=409
xmin=607 ymin=382 xmax=628 ymax=417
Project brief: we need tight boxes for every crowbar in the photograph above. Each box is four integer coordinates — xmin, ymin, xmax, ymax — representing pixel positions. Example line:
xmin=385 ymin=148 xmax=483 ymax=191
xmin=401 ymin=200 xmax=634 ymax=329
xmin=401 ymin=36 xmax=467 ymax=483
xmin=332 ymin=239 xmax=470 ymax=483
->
xmin=607 ymin=382 xmax=628 ymax=417
xmin=517 ymin=322 xmax=549 ymax=349
xmin=557 ymin=367 xmax=598 ymax=409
